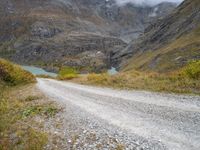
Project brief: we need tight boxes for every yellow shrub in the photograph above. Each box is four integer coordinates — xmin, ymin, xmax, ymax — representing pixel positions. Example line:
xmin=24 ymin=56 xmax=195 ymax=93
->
xmin=58 ymin=66 xmax=78 ymax=80
xmin=181 ymin=60 xmax=200 ymax=79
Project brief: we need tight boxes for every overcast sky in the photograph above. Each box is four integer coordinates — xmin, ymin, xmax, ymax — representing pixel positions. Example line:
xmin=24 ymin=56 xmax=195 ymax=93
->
xmin=115 ymin=0 xmax=184 ymax=6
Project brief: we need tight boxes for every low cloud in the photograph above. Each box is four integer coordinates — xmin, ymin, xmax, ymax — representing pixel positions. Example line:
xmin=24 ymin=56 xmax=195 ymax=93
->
xmin=115 ymin=0 xmax=184 ymax=6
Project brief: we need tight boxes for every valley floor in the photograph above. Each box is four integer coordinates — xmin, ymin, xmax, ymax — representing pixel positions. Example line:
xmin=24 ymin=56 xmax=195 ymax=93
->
xmin=37 ymin=78 xmax=200 ymax=150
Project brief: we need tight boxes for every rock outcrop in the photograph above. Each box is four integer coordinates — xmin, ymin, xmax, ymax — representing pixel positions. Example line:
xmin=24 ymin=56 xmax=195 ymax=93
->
xmin=13 ymin=31 xmax=127 ymax=72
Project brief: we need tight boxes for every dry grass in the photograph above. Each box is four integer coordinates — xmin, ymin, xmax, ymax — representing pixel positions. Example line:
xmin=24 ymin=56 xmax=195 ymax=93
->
xmin=116 ymin=144 xmax=125 ymax=150
xmin=74 ymin=61 xmax=200 ymax=95
xmin=0 ymin=84 xmax=59 ymax=149
xmin=36 ymin=74 xmax=57 ymax=79
xmin=0 ymin=58 xmax=36 ymax=85
xmin=0 ymin=59 xmax=59 ymax=149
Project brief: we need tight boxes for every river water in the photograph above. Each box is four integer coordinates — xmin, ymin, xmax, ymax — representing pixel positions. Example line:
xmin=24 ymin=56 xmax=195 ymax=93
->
xmin=22 ymin=66 xmax=57 ymax=77
xmin=22 ymin=66 xmax=117 ymax=77
xmin=108 ymin=67 xmax=118 ymax=75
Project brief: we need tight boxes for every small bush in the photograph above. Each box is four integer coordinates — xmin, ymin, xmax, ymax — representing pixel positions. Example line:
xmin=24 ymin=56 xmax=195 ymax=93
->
xmin=58 ymin=66 xmax=78 ymax=80
xmin=182 ymin=60 xmax=200 ymax=79
xmin=0 ymin=59 xmax=36 ymax=85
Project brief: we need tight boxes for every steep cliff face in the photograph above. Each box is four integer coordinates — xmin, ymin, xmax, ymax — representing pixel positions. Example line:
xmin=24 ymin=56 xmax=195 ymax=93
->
xmin=118 ymin=0 xmax=200 ymax=72
xmin=0 ymin=0 xmax=177 ymax=72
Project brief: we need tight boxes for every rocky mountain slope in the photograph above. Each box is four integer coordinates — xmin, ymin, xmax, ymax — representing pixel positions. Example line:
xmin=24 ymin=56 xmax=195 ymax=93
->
xmin=117 ymin=0 xmax=200 ymax=72
xmin=0 ymin=0 xmax=177 ymax=72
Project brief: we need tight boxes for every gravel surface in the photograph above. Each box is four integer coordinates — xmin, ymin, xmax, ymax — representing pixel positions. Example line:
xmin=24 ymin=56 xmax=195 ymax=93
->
xmin=37 ymin=78 xmax=200 ymax=150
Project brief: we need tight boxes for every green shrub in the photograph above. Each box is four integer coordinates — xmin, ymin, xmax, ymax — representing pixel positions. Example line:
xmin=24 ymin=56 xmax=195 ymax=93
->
xmin=58 ymin=66 xmax=78 ymax=80
xmin=182 ymin=60 xmax=200 ymax=79
xmin=0 ymin=59 xmax=36 ymax=85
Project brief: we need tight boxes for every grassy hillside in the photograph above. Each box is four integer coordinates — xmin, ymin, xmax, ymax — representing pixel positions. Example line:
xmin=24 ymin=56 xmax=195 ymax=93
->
xmin=0 ymin=58 xmax=36 ymax=85
xmin=74 ymin=60 xmax=200 ymax=95
xmin=117 ymin=0 xmax=200 ymax=73
xmin=124 ymin=25 xmax=200 ymax=72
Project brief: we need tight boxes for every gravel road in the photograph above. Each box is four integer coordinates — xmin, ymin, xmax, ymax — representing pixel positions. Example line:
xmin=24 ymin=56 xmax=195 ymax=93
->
xmin=37 ymin=78 xmax=200 ymax=150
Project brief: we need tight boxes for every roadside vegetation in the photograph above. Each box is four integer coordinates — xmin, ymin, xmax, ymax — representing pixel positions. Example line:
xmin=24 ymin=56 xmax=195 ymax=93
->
xmin=0 ymin=58 xmax=59 ymax=149
xmin=58 ymin=66 xmax=78 ymax=80
xmin=36 ymin=74 xmax=56 ymax=79
xmin=74 ymin=60 xmax=200 ymax=95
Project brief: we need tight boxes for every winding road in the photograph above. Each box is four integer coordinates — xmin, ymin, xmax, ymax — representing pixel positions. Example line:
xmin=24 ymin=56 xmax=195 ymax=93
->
xmin=37 ymin=78 xmax=200 ymax=150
